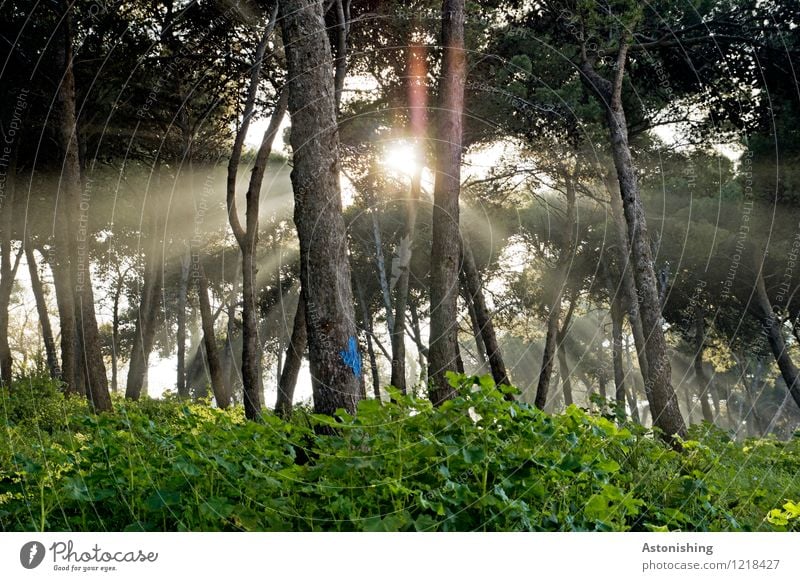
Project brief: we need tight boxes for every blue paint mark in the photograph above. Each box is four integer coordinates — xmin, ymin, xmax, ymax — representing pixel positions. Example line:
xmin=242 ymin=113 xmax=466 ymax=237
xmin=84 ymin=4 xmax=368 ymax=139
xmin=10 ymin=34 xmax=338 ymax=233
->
xmin=340 ymin=336 xmax=362 ymax=378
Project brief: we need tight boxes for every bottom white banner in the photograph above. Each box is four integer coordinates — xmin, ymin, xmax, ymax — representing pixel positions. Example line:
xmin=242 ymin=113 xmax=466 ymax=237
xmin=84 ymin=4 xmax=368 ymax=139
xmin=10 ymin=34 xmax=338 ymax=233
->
xmin=1 ymin=533 xmax=796 ymax=580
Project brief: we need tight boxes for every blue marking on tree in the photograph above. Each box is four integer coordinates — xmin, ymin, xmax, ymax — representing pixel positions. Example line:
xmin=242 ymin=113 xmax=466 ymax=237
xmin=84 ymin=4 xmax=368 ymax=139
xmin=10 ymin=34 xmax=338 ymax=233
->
xmin=340 ymin=336 xmax=362 ymax=378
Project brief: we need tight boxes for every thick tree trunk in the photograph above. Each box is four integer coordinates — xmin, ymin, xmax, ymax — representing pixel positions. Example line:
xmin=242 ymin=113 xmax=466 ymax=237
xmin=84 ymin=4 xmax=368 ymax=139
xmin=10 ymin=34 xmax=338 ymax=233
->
xmin=25 ymin=245 xmax=59 ymax=379
xmin=197 ymin=265 xmax=229 ymax=409
xmin=428 ymin=0 xmax=466 ymax=404
xmin=752 ymin=267 xmax=800 ymax=410
xmin=280 ymin=0 xmax=362 ymax=417
xmin=581 ymin=51 xmax=685 ymax=441
xmin=460 ymin=240 xmax=510 ymax=389
xmin=276 ymin=293 xmax=306 ymax=419
xmin=692 ymin=305 xmax=715 ymax=423
xmin=176 ymin=248 xmax=190 ymax=397
xmin=57 ymin=2 xmax=111 ymax=411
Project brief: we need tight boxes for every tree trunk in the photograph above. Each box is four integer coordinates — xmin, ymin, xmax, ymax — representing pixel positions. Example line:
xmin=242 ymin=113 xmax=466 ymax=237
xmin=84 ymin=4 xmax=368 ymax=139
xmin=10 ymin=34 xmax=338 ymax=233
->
xmin=197 ymin=265 xmax=230 ymax=409
xmin=465 ymin=290 xmax=487 ymax=368
xmin=460 ymin=241 xmax=510 ymax=391
xmin=558 ymin=333 xmax=573 ymax=407
xmin=390 ymin=42 xmax=427 ymax=394
xmin=535 ymin=310 xmax=560 ymax=410
xmin=692 ymin=305 xmax=715 ymax=423
xmin=57 ymin=2 xmax=110 ymax=411
xmin=0 ymin=152 xmax=18 ymax=386
xmin=356 ymin=280 xmax=381 ymax=401
xmin=751 ymin=266 xmax=800 ymax=411
xmin=25 ymin=245 xmax=59 ymax=380
xmin=125 ymin=204 xmax=163 ymax=400
xmin=581 ymin=50 xmax=685 ymax=441
xmin=227 ymin=8 xmax=284 ymax=419
xmin=606 ymin=174 xmax=651 ymax=390
xmin=276 ymin=293 xmax=306 ymax=419
xmin=428 ymin=0 xmax=466 ymax=405
xmin=390 ymin=206 xmax=418 ymax=378
xmin=534 ymin=172 xmax=576 ymax=409
xmin=280 ymin=0 xmax=362 ymax=418
xmin=176 ymin=248 xmax=190 ymax=397
xmin=51 ymin=248 xmax=78 ymax=392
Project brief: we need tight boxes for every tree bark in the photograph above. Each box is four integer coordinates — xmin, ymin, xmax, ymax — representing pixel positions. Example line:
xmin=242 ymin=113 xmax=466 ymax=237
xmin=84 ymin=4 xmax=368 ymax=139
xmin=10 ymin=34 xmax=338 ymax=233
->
xmin=428 ymin=0 xmax=466 ymax=404
xmin=25 ymin=245 xmax=59 ymax=380
xmin=751 ymin=266 xmax=800 ymax=410
xmin=460 ymin=239 xmax=510 ymax=389
xmin=280 ymin=0 xmax=363 ymax=418
xmin=197 ymin=264 xmax=230 ymax=409
xmin=276 ymin=293 xmax=306 ymax=419
xmin=581 ymin=49 xmax=685 ymax=441
xmin=57 ymin=1 xmax=111 ymax=411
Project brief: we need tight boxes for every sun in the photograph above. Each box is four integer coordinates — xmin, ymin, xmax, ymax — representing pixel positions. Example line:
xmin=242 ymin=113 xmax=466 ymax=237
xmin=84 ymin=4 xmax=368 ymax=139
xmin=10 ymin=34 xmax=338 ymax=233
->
xmin=382 ymin=142 xmax=420 ymax=177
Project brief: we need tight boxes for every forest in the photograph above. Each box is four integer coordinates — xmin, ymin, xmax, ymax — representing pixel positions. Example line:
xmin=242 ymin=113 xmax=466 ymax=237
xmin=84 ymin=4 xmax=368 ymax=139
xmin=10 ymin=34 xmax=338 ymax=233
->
xmin=0 ymin=0 xmax=799 ymax=532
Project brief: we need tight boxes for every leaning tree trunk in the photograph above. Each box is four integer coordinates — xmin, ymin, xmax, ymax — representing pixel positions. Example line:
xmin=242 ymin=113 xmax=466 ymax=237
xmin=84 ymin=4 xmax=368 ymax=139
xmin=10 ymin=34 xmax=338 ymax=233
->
xmin=752 ymin=265 xmax=800 ymax=410
xmin=57 ymin=2 xmax=111 ymax=411
xmin=279 ymin=0 xmax=362 ymax=417
xmin=606 ymin=173 xmax=651 ymax=394
xmin=460 ymin=240 xmax=510 ymax=388
xmin=276 ymin=293 xmax=306 ymax=419
xmin=25 ymin=244 xmax=60 ymax=379
xmin=428 ymin=0 xmax=466 ymax=404
xmin=581 ymin=48 xmax=685 ymax=442
xmin=356 ymin=280 xmax=381 ymax=401
xmin=197 ymin=265 xmax=230 ymax=409
xmin=465 ymin=291 xmax=487 ymax=368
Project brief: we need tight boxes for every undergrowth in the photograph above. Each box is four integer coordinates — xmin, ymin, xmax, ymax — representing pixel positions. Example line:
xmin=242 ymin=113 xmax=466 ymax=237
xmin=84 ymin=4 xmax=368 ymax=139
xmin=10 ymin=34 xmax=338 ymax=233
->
xmin=1 ymin=373 xmax=798 ymax=531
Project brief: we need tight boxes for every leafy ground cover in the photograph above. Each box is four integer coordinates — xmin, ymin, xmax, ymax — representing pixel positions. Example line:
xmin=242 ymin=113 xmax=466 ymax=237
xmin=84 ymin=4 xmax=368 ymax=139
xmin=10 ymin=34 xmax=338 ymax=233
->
xmin=1 ymin=374 xmax=798 ymax=531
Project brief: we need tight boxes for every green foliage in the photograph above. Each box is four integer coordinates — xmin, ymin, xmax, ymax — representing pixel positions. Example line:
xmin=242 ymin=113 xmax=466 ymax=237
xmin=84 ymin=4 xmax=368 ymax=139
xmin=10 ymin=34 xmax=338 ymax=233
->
xmin=0 ymin=375 xmax=797 ymax=531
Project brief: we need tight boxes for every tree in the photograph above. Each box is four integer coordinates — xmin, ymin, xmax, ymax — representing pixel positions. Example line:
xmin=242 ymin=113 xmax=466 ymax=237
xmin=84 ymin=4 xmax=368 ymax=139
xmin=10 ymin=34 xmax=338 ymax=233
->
xmin=56 ymin=1 xmax=111 ymax=411
xmin=227 ymin=4 xmax=285 ymax=420
xmin=279 ymin=0 xmax=362 ymax=417
xmin=428 ymin=0 xmax=467 ymax=404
